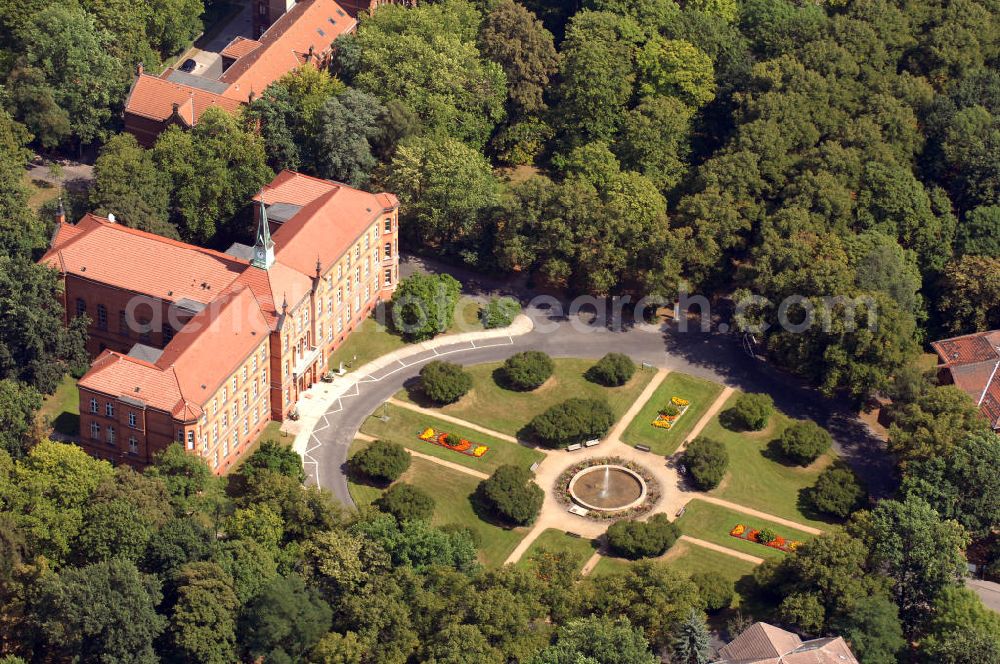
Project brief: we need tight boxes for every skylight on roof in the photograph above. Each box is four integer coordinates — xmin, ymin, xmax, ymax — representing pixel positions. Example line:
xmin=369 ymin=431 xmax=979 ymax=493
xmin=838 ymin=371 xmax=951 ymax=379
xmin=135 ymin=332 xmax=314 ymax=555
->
xmin=336 ymin=8 xmax=345 ymax=16
xmin=317 ymin=27 xmax=325 ymax=36
xmin=328 ymin=17 xmax=336 ymax=24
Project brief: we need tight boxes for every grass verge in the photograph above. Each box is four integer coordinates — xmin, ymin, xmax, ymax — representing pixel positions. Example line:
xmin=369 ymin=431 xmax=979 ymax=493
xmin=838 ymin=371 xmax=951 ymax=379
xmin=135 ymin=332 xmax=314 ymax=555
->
xmin=359 ymin=403 xmax=545 ymax=474
xmin=396 ymin=359 xmax=656 ymax=438
xmin=516 ymin=529 xmax=597 ymax=574
xmin=346 ymin=440 xmax=527 ymax=567
xmin=702 ymin=391 xmax=836 ymax=529
xmin=39 ymin=374 xmax=79 ymax=436
xmin=621 ymin=371 xmax=724 ymax=455
xmin=674 ymin=499 xmax=817 ymax=561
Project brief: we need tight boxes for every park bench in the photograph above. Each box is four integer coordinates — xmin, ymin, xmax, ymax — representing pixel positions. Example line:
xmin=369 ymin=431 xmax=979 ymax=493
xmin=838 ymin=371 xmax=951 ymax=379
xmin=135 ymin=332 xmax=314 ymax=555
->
xmin=567 ymin=443 xmax=583 ymax=451
xmin=635 ymin=444 xmax=651 ymax=452
xmin=568 ymin=505 xmax=589 ymax=517
xmin=584 ymin=438 xmax=600 ymax=447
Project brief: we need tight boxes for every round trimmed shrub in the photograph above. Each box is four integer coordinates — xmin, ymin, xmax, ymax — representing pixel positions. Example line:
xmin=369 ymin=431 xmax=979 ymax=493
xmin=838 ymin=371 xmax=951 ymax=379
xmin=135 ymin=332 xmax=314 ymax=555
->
xmin=478 ymin=465 xmax=543 ymax=525
xmin=585 ymin=353 xmax=636 ymax=386
xmin=502 ymin=351 xmax=554 ymax=391
xmin=375 ymin=483 xmax=435 ymax=522
xmin=352 ymin=440 xmax=411 ymax=483
xmin=606 ymin=513 xmax=679 ymax=559
xmin=692 ymin=572 xmax=735 ymax=612
xmin=420 ymin=360 xmax=473 ymax=404
xmin=778 ymin=421 xmax=831 ymax=465
xmin=730 ymin=393 xmax=774 ymax=431
xmin=481 ymin=296 xmax=521 ymax=329
xmin=681 ymin=436 xmax=729 ymax=490
xmin=807 ymin=465 xmax=865 ymax=518
xmin=756 ymin=528 xmax=777 ymax=545
xmin=529 ymin=398 xmax=614 ymax=447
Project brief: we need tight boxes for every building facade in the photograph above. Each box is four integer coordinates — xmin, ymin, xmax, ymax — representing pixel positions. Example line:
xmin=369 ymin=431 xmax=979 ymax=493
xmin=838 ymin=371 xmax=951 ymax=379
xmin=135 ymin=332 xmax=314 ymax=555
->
xmin=41 ymin=171 xmax=399 ymax=473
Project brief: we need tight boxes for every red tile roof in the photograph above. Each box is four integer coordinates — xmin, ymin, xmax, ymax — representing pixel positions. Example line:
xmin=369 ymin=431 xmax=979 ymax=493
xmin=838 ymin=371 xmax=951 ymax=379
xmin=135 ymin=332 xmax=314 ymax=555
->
xmin=219 ymin=0 xmax=356 ymax=100
xmin=716 ymin=623 xmax=859 ymax=664
xmin=932 ymin=330 xmax=1000 ymax=430
xmin=262 ymin=170 xmax=399 ymax=275
xmin=220 ymin=36 xmax=262 ymax=60
xmin=237 ymin=261 xmax=313 ymax=327
xmin=123 ymin=74 xmax=242 ymax=124
xmin=78 ymin=285 xmax=269 ymax=418
xmin=41 ymin=214 xmax=246 ymax=305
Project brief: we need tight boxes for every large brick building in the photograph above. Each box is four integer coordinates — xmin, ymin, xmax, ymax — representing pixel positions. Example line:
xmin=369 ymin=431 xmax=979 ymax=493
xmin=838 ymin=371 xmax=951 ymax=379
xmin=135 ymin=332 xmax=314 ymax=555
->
xmin=41 ymin=170 xmax=399 ymax=473
xmin=124 ymin=0 xmax=357 ymax=146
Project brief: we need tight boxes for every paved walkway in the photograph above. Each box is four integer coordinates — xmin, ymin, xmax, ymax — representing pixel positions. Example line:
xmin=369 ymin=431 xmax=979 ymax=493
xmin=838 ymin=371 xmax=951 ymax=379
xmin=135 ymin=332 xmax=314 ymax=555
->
xmin=694 ymin=496 xmax=823 ymax=535
xmin=387 ymin=398 xmax=521 ymax=444
xmin=678 ymin=536 xmax=766 ymax=564
xmin=605 ymin=369 xmax=669 ymax=442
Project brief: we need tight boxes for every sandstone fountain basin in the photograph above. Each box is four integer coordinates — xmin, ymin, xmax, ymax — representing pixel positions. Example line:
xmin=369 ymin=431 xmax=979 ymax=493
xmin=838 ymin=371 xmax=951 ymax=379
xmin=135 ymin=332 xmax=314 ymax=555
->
xmin=568 ymin=464 xmax=648 ymax=512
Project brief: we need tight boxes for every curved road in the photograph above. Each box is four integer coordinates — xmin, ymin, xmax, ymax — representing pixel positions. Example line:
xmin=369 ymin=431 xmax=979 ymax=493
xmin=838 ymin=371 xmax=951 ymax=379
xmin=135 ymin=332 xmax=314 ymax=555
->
xmin=305 ymin=281 xmax=894 ymax=508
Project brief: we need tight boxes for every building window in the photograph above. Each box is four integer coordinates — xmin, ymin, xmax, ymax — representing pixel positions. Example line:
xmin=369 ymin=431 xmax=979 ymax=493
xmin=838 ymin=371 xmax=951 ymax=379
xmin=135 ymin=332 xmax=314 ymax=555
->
xmin=365 ymin=285 xmax=370 ymax=302
xmin=90 ymin=422 xmax=100 ymax=439
xmin=222 ymin=387 xmax=227 ymax=402
xmin=354 ymin=295 xmax=360 ymax=313
xmin=364 ymin=234 xmax=370 ymax=251
xmin=283 ymin=335 xmax=289 ymax=352
xmin=187 ymin=430 xmax=195 ymax=450
xmin=232 ymin=377 xmax=238 ymax=391
xmin=252 ymin=381 xmax=258 ymax=398
xmin=285 ymin=388 xmax=290 ymax=404
xmin=384 ymin=243 xmax=391 ymax=259
xmin=336 ymin=288 xmax=342 ymax=305
xmin=128 ymin=412 xmax=136 ymax=428
xmin=222 ymin=412 xmax=228 ymax=429
xmin=242 ymin=366 xmax=248 ymax=382
xmin=213 ymin=399 xmax=218 ymax=415
xmin=337 ymin=264 xmax=343 ymax=280
xmin=213 ymin=424 xmax=219 ymax=443
xmin=96 ymin=304 xmax=108 ymax=330
xmin=326 ymin=275 xmax=332 ymax=289
xmin=242 ymin=392 xmax=248 ymax=409
xmin=384 ymin=218 xmax=392 ymax=233
xmin=163 ymin=324 xmax=174 ymax=343
xmin=327 ymin=296 xmax=333 ymax=316
xmin=90 ymin=398 xmax=98 ymax=414
xmin=384 ymin=268 xmax=392 ymax=286
xmin=355 ymin=267 xmax=360 ymax=284
xmin=119 ymin=311 xmax=129 ymax=337
xmin=232 ymin=404 xmax=238 ymax=421
xmin=76 ymin=298 xmax=86 ymax=318
xmin=213 ymin=451 xmax=219 ymax=468
xmin=105 ymin=402 xmax=114 ymax=417
xmin=337 ymin=317 xmax=343 ymax=333
xmin=364 ymin=259 xmax=369 ymax=278
xmin=243 ymin=418 xmax=249 ymax=435
xmin=106 ymin=426 xmax=116 ymax=446
xmin=252 ymin=356 xmax=258 ymax=373
xmin=128 ymin=436 xmax=138 ymax=454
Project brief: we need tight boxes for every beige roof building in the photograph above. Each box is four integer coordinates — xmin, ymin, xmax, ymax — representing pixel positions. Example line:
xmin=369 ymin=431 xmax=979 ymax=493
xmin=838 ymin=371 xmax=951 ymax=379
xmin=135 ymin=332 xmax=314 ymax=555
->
xmin=714 ymin=622 xmax=859 ymax=664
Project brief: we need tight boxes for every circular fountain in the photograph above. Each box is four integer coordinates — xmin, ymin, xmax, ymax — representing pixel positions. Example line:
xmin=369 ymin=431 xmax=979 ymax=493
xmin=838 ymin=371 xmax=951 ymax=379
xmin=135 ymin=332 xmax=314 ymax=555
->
xmin=568 ymin=464 xmax=647 ymax=512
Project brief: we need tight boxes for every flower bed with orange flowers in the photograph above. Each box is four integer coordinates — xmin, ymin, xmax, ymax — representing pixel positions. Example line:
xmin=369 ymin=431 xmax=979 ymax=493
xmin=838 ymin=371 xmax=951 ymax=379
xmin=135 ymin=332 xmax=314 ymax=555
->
xmin=418 ymin=427 xmax=489 ymax=457
xmin=729 ymin=523 xmax=802 ymax=553
xmin=651 ymin=396 xmax=690 ymax=430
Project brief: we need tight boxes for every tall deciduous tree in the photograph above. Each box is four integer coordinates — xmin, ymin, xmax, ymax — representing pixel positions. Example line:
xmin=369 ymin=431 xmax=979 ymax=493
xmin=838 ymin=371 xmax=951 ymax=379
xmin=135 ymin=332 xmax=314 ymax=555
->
xmin=239 ymin=574 xmax=332 ymax=663
xmin=13 ymin=3 xmax=127 ymax=146
xmin=0 ymin=379 xmax=41 ymax=458
xmin=478 ymin=0 xmax=559 ymax=117
xmin=533 ymin=616 xmax=657 ymax=664
xmin=312 ymin=88 xmax=384 ymax=186
xmin=385 ymin=135 xmax=499 ymax=263
xmin=0 ymin=259 xmax=89 ymax=394
xmin=854 ymin=497 xmax=970 ymax=636
xmin=636 ymin=37 xmax=715 ymax=108
xmin=91 ymin=134 xmax=176 ymax=238
xmin=168 ymin=562 xmax=240 ymax=664
xmin=31 ymin=559 xmax=166 ymax=663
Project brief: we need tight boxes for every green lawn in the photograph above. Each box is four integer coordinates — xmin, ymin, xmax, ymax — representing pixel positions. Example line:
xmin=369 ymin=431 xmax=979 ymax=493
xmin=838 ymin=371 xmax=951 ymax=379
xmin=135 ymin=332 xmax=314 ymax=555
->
xmin=674 ymin=499 xmax=817 ymax=561
xmin=702 ymin=391 xmax=836 ymax=529
xmin=516 ymin=529 xmax=597 ymax=574
xmin=621 ymin=372 xmax=724 ymax=455
xmin=359 ymin=404 xmax=545 ymax=474
xmin=346 ymin=442 xmax=527 ymax=567
xmin=589 ymin=554 xmax=632 ymax=577
xmin=396 ymin=358 xmax=656 ymax=438
xmin=329 ymin=297 xmax=484 ymax=372
xmin=40 ymin=374 xmax=79 ymax=437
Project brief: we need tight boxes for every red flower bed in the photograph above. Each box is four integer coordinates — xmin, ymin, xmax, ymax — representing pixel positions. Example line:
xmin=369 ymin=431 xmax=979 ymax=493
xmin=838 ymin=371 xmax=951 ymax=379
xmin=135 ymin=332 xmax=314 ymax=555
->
xmin=729 ymin=523 xmax=802 ymax=552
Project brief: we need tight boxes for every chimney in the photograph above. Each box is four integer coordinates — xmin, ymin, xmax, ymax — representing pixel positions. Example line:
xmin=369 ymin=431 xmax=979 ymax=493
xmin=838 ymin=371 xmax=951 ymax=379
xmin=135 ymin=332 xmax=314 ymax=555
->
xmin=107 ymin=212 xmax=116 ymax=223
xmin=55 ymin=197 xmax=65 ymax=225
xmin=308 ymin=45 xmax=314 ymax=63
xmin=137 ymin=62 xmax=144 ymax=76
xmin=248 ymin=90 xmax=255 ymax=104
xmin=171 ymin=102 xmax=180 ymax=117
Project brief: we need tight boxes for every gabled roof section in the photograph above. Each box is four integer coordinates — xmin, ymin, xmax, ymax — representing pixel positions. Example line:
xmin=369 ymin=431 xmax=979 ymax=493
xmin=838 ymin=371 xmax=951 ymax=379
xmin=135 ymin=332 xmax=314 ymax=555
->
xmin=40 ymin=214 xmax=247 ymax=305
xmin=78 ymin=350 xmax=191 ymax=419
xmin=261 ymin=170 xmax=398 ymax=275
xmin=156 ymin=284 xmax=270 ymax=401
xmin=124 ymin=73 xmax=241 ymax=123
xmin=932 ymin=329 xmax=1000 ymax=430
xmin=237 ymin=262 xmax=313 ymax=327
xmin=716 ymin=623 xmax=859 ymax=664
xmin=219 ymin=0 xmax=356 ymax=100
xmin=221 ymin=36 xmax=263 ymax=60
